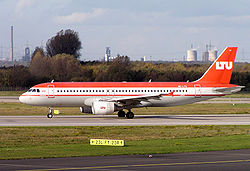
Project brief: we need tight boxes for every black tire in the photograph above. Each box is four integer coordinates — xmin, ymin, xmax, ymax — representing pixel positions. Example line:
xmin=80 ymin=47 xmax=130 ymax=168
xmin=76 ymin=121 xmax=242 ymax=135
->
xmin=126 ymin=112 xmax=134 ymax=119
xmin=47 ymin=113 xmax=53 ymax=118
xmin=118 ymin=110 xmax=126 ymax=117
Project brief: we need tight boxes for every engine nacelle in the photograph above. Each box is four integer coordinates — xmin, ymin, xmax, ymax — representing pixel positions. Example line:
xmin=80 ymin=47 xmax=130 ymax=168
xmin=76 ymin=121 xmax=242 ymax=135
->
xmin=80 ymin=106 xmax=93 ymax=114
xmin=92 ymin=101 xmax=115 ymax=115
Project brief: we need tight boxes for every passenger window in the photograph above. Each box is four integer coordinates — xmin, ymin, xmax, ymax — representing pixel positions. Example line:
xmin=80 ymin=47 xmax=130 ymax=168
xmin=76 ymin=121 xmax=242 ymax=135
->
xmin=37 ymin=89 xmax=40 ymax=92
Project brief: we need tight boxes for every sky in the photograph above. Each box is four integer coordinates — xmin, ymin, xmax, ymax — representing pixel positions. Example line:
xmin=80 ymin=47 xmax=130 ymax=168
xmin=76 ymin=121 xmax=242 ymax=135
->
xmin=0 ymin=0 xmax=250 ymax=62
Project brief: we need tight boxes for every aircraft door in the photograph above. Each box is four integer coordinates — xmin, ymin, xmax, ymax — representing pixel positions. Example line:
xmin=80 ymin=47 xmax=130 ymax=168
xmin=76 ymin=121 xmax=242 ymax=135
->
xmin=106 ymin=89 xmax=115 ymax=96
xmin=194 ymin=84 xmax=201 ymax=98
xmin=48 ymin=85 xmax=55 ymax=98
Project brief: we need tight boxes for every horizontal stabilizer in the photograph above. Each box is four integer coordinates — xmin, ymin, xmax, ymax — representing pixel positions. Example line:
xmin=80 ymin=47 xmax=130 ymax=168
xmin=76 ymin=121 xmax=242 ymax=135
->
xmin=213 ymin=86 xmax=245 ymax=94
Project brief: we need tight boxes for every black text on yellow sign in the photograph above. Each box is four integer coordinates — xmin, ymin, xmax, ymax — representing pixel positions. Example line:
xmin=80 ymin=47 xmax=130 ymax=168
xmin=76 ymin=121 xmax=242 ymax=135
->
xmin=90 ymin=139 xmax=125 ymax=146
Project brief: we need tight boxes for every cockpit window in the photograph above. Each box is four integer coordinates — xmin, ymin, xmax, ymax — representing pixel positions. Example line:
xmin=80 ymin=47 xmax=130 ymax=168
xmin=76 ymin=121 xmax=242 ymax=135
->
xmin=37 ymin=89 xmax=40 ymax=92
xmin=28 ymin=89 xmax=32 ymax=92
xmin=32 ymin=89 xmax=36 ymax=92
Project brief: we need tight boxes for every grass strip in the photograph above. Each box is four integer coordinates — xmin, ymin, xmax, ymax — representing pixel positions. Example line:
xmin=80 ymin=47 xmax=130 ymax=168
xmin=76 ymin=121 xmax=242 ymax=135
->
xmin=0 ymin=126 xmax=249 ymax=159
xmin=0 ymin=103 xmax=249 ymax=115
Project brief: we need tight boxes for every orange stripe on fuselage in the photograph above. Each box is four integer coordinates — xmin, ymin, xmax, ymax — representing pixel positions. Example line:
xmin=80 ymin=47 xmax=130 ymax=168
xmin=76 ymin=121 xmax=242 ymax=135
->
xmin=33 ymin=82 xmax=238 ymax=88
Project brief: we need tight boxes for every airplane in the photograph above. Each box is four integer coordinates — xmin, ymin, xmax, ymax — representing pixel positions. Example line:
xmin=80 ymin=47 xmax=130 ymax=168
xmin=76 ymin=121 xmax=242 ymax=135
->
xmin=19 ymin=47 xmax=244 ymax=119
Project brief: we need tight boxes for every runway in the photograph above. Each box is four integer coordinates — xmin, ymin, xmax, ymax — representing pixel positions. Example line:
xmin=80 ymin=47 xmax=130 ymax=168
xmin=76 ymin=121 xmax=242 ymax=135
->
xmin=0 ymin=149 xmax=249 ymax=171
xmin=0 ymin=114 xmax=249 ymax=126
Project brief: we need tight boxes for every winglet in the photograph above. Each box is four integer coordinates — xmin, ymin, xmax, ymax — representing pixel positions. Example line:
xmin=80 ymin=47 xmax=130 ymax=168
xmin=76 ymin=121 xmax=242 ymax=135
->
xmin=195 ymin=47 xmax=237 ymax=84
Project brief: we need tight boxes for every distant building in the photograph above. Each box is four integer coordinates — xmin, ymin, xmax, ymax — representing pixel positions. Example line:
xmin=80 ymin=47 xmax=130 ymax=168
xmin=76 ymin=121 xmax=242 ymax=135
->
xmin=141 ymin=56 xmax=146 ymax=62
xmin=202 ymin=44 xmax=209 ymax=62
xmin=208 ymin=49 xmax=218 ymax=61
xmin=186 ymin=49 xmax=197 ymax=61
xmin=22 ymin=47 xmax=31 ymax=62
xmin=104 ymin=47 xmax=111 ymax=62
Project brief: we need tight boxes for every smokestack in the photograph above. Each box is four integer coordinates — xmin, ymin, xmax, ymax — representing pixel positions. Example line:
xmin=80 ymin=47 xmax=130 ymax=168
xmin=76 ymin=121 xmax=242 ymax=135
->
xmin=10 ymin=26 xmax=13 ymax=62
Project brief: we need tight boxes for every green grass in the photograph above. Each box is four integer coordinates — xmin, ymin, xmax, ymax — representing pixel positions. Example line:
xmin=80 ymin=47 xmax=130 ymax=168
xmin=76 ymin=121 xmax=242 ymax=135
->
xmin=225 ymin=92 xmax=250 ymax=98
xmin=0 ymin=103 xmax=249 ymax=115
xmin=0 ymin=126 xmax=249 ymax=159
xmin=0 ymin=91 xmax=25 ymax=96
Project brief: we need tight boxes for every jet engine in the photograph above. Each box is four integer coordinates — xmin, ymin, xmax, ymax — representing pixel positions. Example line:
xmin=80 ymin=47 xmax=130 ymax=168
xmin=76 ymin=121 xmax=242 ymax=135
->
xmin=80 ymin=106 xmax=93 ymax=114
xmin=91 ymin=101 xmax=115 ymax=115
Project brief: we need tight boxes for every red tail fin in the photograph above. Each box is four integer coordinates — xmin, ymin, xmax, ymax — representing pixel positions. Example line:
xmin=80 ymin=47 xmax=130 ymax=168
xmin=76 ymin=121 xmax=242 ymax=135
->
xmin=195 ymin=47 xmax=237 ymax=84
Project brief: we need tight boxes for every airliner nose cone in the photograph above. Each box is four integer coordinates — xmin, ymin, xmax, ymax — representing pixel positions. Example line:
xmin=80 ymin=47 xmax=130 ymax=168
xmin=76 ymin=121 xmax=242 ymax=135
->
xmin=19 ymin=95 xmax=25 ymax=104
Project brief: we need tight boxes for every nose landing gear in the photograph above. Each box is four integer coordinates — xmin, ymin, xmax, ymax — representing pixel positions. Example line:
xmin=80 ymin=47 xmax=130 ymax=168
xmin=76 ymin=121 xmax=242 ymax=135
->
xmin=47 ymin=108 xmax=53 ymax=118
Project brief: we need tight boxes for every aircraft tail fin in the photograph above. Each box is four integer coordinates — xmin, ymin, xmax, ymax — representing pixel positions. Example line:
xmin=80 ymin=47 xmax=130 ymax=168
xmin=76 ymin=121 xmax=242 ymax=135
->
xmin=195 ymin=47 xmax=237 ymax=84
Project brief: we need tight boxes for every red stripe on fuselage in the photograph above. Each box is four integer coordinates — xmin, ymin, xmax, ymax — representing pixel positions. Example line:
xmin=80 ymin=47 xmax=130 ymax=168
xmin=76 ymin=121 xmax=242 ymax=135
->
xmin=20 ymin=94 xmax=225 ymax=97
xmin=33 ymin=82 xmax=238 ymax=88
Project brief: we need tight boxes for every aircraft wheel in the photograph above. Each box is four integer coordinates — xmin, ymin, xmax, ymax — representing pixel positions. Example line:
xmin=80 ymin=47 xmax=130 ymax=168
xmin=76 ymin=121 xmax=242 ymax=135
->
xmin=47 ymin=113 xmax=53 ymax=118
xmin=118 ymin=110 xmax=126 ymax=117
xmin=47 ymin=108 xmax=53 ymax=118
xmin=126 ymin=112 xmax=134 ymax=119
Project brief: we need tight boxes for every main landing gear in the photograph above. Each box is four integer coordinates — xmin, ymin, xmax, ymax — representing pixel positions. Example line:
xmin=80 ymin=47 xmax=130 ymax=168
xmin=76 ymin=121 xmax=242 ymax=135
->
xmin=117 ymin=110 xmax=134 ymax=119
xmin=47 ymin=108 xmax=53 ymax=118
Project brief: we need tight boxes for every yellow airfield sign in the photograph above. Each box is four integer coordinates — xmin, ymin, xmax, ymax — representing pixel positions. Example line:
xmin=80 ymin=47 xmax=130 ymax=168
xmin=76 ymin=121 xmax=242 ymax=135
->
xmin=90 ymin=139 xmax=125 ymax=146
xmin=54 ymin=110 xmax=60 ymax=114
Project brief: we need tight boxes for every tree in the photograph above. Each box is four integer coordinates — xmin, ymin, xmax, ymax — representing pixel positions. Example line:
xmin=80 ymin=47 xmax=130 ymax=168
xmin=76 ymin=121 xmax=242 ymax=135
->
xmin=105 ymin=56 xmax=133 ymax=81
xmin=46 ymin=29 xmax=82 ymax=58
xmin=29 ymin=48 xmax=51 ymax=80
xmin=31 ymin=47 xmax=45 ymax=60
xmin=50 ymin=54 xmax=81 ymax=81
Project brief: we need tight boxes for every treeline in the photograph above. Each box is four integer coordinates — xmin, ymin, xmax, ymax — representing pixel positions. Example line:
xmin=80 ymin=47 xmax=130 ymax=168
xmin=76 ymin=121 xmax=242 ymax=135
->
xmin=2 ymin=29 xmax=248 ymax=91
xmin=0 ymin=52 xmax=249 ymax=91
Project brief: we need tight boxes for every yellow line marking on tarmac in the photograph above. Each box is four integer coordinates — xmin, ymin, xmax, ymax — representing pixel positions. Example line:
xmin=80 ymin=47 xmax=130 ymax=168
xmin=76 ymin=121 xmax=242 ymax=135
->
xmin=20 ymin=159 xmax=250 ymax=171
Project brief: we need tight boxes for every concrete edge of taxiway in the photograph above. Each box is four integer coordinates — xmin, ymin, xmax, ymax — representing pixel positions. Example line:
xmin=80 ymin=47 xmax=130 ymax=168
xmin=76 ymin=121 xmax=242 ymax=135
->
xmin=0 ymin=114 xmax=249 ymax=126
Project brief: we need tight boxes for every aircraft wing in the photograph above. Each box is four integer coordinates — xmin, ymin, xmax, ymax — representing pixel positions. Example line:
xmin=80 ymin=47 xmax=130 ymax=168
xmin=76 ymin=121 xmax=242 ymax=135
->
xmin=101 ymin=92 xmax=174 ymax=106
xmin=213 ymin=86 xmax=245 ymax=94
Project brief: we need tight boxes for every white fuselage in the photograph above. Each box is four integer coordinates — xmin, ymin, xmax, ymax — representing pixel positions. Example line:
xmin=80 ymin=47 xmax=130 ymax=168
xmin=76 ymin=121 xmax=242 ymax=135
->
xmin=19 ymin=86 xmax=221 ymax=108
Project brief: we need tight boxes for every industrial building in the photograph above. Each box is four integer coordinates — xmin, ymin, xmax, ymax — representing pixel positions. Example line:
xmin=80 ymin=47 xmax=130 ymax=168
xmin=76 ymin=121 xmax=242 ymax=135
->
xmin=186 ymin=49 xmax=197 ymax=62
xmin=21 ymin=47 xmax=31 ymax=62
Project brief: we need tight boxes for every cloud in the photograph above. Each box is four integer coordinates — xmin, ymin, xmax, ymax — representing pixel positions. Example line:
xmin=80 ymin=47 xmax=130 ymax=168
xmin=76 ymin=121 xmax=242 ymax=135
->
xmin=54 ymin=8 xmax=107 ymax=24
xmin=15 ymin=0 xmax=34 ymax=14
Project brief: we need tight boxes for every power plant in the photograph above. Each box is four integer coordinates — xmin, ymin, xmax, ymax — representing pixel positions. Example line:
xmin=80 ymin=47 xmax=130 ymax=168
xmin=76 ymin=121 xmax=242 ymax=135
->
xmin=104 ymin=47 xmax=111 ymax=62
xmin=186 ymin=49 xmax=197 ymax=61
xmin=186 ymin=43 xmax=218 ymax=62
xmin=22 ymin=47 xmax=31 ymax=62
xmin=208 ymin=49 xmax=218 ymax=61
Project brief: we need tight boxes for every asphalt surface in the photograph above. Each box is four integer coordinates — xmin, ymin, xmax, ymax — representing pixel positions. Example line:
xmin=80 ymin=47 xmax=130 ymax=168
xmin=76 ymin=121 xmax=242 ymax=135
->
xmin=0 ymin=149 xmax=249 ymax=171
xmin=0 ymin=114 xmax=249 ymax=126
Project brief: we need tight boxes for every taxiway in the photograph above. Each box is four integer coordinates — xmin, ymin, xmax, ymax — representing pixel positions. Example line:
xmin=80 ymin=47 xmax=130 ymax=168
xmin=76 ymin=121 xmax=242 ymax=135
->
xmin=0 ymin=114 xmax=249 ymax=126
xmin=0 ymin=149 xmax=249 ymax=171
